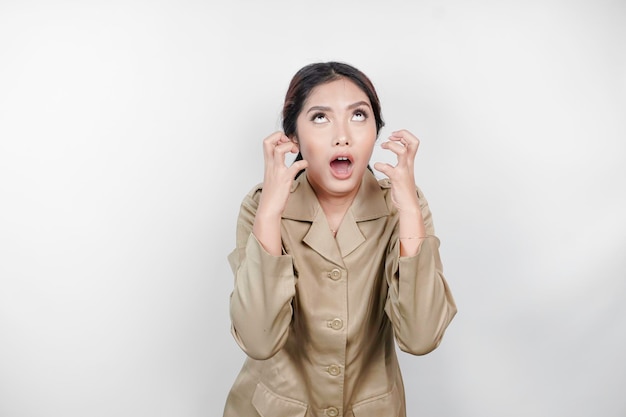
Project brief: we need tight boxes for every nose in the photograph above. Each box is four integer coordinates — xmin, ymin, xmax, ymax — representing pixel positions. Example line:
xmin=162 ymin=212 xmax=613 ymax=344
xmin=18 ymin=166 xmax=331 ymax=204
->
xmin=333 ymin=122 xmax=350 ymax=146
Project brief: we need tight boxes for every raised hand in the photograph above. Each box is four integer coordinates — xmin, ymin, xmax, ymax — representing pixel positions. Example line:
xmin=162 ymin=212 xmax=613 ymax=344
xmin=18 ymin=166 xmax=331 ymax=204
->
xmin=258 ymin=131 xmax=308 ymax=216
xmin=373 ymin=129 xmax=421 ymax=213
xmin=253 ymin=132 xmax=308 ymax=255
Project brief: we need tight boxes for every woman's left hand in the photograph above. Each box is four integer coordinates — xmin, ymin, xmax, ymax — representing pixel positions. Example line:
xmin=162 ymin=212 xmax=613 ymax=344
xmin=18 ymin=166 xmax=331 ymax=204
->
xmin=373 ymin=129 xmax=421 ymax=212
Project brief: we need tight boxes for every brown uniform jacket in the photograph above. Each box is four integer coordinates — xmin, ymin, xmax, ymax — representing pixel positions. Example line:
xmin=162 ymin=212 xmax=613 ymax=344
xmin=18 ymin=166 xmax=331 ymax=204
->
xmin=224 ymin=170 xmax=457 ymax=417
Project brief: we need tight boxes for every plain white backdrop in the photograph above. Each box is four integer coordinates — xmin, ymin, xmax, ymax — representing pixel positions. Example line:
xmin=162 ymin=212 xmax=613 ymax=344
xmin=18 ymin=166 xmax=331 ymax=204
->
xmin=1 ymin=1 xmax=625 ymax=416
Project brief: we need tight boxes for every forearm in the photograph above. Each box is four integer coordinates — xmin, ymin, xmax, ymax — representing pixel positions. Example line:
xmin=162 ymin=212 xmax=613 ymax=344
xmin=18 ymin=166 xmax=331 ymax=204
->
xmin=386 ymin=237 xmax=457 ymax=355
xmin=229 ymin=234 xmax=295 ymax=359
xmin=252 ymin=209 xmax=282 ymax=256
xmin=397 ymin=194 xmax=426 ymax=257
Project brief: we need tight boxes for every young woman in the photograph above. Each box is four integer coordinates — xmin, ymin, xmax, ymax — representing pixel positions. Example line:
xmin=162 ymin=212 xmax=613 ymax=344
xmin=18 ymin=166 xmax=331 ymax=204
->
xmin=224 ymin=62 xmax=456 ymax=417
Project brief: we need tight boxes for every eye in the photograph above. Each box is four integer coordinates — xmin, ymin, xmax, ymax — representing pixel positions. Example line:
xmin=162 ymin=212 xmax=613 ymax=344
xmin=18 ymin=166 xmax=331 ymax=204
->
xmin=352 ymin=109 xmax=369 ymax=121
xmin=311 ymin=112 xmax=328 ymax=124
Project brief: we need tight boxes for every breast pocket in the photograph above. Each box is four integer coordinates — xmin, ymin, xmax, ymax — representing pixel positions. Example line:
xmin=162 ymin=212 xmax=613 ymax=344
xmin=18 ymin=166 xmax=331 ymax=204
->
xmin=252 ymin=382 xmax=308 ymax=417
xmin=351 ymin=384 xmax=402 ymax=417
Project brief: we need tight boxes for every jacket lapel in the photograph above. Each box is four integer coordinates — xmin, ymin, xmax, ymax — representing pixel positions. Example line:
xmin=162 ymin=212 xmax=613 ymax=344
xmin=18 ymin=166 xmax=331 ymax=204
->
xmin=334 ymin=208 xmax=364 ymax=258
xmin=282 ymin=174 xmax=344 ymax=266
xmin=303 ymin=209 xmax=345 ymax=267
xmin=282 ymin=171 xmax=390 ymax=265
xmin=337 ymin=171 xmax=390 ymax=257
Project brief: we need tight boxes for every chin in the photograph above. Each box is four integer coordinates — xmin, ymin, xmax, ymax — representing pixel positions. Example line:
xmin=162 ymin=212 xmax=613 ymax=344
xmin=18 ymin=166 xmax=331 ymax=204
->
xmin=328 ymin=176 xmax=362 ymax=195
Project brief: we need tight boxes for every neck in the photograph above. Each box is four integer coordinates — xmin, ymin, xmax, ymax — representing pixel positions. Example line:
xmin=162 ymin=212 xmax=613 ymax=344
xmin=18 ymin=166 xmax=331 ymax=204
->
xmin=316 ymin=185 xmax=361 ymax=235
xmin=314 ymin=179 xmax=360 ymax=211
xmin=319 ymin=195 xmax=353 ymax=216
xmin=305 ymin=172 xmax=364 ymax=234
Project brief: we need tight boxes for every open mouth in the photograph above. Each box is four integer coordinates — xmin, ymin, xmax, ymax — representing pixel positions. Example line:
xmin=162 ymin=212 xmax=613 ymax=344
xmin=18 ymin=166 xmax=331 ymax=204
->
xmin=330 ymin=156 xmax=353 ymax=178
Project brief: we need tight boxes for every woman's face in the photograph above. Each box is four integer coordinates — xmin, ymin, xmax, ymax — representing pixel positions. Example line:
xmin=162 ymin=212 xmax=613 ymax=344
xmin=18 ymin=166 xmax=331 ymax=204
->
xmin=294 ymin=78 xmax=377 ymax=201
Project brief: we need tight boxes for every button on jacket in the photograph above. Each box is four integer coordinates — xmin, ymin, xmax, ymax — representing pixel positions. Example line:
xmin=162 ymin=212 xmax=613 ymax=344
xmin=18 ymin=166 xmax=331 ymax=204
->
xmin=224 ymin=170 xmax=457 ymax=417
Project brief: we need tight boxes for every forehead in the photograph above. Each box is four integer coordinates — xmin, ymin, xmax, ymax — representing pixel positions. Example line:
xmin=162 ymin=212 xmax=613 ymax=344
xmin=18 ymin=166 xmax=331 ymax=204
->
xmin=304 ymin=78 xmax=370 ymax=107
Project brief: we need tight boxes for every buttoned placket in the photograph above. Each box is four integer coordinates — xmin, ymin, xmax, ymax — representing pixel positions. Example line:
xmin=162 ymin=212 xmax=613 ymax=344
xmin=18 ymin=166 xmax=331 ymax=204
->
xmin=323 ymin=265 xmax=347 ymax=417
xmin=279 ymin=173 xmax=390 ymax=416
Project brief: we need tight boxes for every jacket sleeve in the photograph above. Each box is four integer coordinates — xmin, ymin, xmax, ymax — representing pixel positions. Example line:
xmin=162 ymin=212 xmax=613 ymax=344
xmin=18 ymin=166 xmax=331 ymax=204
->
xmin=226 ymin=187 xmax=296 ymax=360
xmin=384 ymin=186 xmax=457 ymax=355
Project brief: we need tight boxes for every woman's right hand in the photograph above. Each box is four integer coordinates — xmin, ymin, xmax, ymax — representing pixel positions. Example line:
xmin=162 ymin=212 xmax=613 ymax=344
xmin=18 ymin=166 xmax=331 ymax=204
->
xmin=258 ymin=131 xmax=308 ymax=217
xmin=253 ymin=132 xmax=308 ymax=255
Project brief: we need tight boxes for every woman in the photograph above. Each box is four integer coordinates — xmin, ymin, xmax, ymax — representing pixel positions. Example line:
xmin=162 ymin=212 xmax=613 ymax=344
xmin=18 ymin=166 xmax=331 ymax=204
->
xmin=224 ymin=62 xmax=456 ymax=417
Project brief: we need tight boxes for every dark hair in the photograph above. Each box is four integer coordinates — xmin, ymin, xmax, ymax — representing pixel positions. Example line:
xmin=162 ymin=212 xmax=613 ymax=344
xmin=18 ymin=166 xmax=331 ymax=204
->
xmin=282 ymin=62 xmax=385 ymax=176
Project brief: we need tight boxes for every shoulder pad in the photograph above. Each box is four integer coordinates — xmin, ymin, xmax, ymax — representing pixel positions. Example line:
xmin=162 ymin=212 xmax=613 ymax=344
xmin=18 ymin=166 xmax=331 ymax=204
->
xmin=246 ymin=182 xmax=264 ymax=199
xmin=378 ymin=178 xmax=392 ymax=189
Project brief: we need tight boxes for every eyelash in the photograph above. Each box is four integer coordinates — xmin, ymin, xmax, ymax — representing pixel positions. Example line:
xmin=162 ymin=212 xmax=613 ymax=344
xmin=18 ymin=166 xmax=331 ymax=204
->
xmin=353 ymin=108 xmax=369 ymax=120
xmin=310 ymin=109 xmax=369 ymax=123
xmin=311 ymin=112 xmax=326 ymax=122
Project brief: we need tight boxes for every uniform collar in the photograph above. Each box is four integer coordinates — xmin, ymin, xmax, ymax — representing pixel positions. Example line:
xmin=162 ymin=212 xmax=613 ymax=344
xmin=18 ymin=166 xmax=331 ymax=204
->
xmin=282 ymin=170 xmax=389 ymax=222
xmin=281 ymin=170 xmax=390 ymax=262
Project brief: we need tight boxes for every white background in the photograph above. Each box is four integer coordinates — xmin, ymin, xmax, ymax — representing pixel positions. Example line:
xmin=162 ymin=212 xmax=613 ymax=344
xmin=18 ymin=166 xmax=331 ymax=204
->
xmin=1 ymin=1 xmax=625 ymax=416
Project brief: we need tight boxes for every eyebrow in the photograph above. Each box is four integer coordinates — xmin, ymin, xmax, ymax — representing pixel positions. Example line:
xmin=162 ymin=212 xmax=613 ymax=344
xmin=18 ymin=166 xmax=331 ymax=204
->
xmin=306 ymin=101 xmax=371 ymax=114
